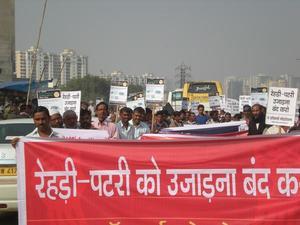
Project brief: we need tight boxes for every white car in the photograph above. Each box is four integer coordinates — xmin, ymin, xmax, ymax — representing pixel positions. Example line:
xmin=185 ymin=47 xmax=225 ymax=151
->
xmin=0 ymin=118 xmax=34 ymax=212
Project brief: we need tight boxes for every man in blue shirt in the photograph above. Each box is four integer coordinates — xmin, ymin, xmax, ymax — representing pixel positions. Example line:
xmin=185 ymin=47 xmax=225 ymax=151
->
xmin=195 ymin=104 xmax=208 ymax=125
xmin=116 ymin=107 xmax=135 ymax=139
xmin=130 ymin=107 xmax=150 ymax=139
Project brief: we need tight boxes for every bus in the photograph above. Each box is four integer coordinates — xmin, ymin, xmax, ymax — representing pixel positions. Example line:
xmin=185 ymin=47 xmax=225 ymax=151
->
xmin=182 ymin=81 xmax=223 ymax=111
xmin=167 ymin=88 xmax=183 ymax=111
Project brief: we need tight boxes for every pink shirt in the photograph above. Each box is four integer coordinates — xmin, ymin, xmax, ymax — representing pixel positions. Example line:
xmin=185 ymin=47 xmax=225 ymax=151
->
xmin=92 ymin=120 xmax=118 ymax=139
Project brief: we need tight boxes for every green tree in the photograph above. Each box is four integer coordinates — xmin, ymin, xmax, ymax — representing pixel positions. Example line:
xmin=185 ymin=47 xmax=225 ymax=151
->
xmin=61 ymin=75 xmax=144 ymax=102
xmin=61 ymin=75 xmax=110 ymax=102
xmin=128 ymin=84 xmax=144 ymax=94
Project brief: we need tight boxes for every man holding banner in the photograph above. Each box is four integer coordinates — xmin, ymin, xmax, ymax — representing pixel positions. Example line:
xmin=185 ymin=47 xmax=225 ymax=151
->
xmin=11 ymin=106 xmax=61 ymax=147
xmin=116 ymin=107 xmax=135 ymax=139
xmin=130 ymin=107 xmax=150 ymax=139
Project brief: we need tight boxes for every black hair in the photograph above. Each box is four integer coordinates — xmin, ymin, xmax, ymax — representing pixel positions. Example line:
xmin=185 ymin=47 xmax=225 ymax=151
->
xmin=252 ymin=104 xmax=262 ymax=110
xmin=95 ymin=102 xmax=108 ymax=111
xmin=120 ymin=107 xmax=132 ymax=114
xmin=133 ymin=107 xmax=145 ymax=115
xmin=80 ymin=109 xmax=91 ymax=118
xmin=155 ymin=110 xmax=164 ymax=116
xmin=225 ymin=112 xmax=231 ymax=117
xmin=146 ymin=108 xmax=152 ymax=114
xmin=173 ymin=111 xmax=181 ymax=117
xmin=197 ymin=104 xmax=205 ymax=110
xmin=33 ymin=106 xmax=50 ymax=117
xmin=233 ymin=113 xmax=242 ymax=120
xmin=243 ymin=104 xmax=251 ymax=112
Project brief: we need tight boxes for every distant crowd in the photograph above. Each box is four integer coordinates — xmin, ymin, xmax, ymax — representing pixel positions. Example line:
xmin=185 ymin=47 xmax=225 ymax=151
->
xmin=4 ymin=100 xmax=300 ymax=140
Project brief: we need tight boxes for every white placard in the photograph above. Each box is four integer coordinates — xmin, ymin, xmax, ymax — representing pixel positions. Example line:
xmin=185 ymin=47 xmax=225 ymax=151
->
xmin=182 ymin=99 xmax=189 ymax=110
xmin=251 ymin=92 xmax=268 ymax=107
xmin=239 ymin=95 xmax=252 ymax=112
xmin=126 ymin=98 xmax=146 ymax=110
xmin=219 ymin=95 xmax=226 ymax=110
xmin=61 ymin=91 xmax=81 ymax=119
xmin=225 ymin=98 xmax=240 ymax=115
xmin=146 ymin=84 xmax=164 ymax=102
xmin=266 ymin=87 xmax=298 ymax=127
xmin=209 ymin=96 xmax=221 ymax=108
xmin=109 ymin=85 xmax=128 ymax=104
xmin=37 ymin=89 xmax=63 ymax=115
xmin=53 ymin=128 xmax=109 ymax=139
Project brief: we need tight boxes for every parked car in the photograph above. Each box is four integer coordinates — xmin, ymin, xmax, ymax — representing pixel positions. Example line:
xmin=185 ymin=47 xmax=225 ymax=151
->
xmin=0 ymin=118 xmax=34 ymax=212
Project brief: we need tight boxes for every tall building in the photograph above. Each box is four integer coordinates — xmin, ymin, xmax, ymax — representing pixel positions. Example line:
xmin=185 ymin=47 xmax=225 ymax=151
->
xmin=44 ymin=52 xmax=61 ymax=81
xmin=225 ymin=74 xmax=300 ymax=100
xmin=225 ymin=76 xmax=244 ymax=100
xmin=60 ymin=49 xmax=88 ymax=85
xmin=251 ymin=73 xmax=271 ymax=88
xmin=0 ymin=0 xmax=15 ymax=82
xmin=289 ymin=76 xmax=300 ymax=98
xmin=97 ymin=71 xmax=154 ymax=86
xmin=15 ymin=50 xmax=26 ymax=78
xmin=15 ymin=47 xmax=88 ymax=85
xmin=25 ymin=46 xmax=44 ymax=81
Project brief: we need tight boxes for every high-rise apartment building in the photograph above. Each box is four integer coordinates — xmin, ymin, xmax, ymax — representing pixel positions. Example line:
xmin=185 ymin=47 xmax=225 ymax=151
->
xmin=15 ymin=47 xmax=88 ymax=85
xmin=60 ymin=49 xmax=88 ymax=85
xmin=224 ymin=76 xmax=244 ymax=100
xmin=250 ymin=73 xmax=270 ymax=88
xmin=225 ymin=74 xmax=300 ymax=100
xmin=0 ymin=0 xmax=15 ymax=82
xmin=97 ymin=71 xmax=154 ymax=86
xmin=15 ymin=50 xmax=26 ymax=79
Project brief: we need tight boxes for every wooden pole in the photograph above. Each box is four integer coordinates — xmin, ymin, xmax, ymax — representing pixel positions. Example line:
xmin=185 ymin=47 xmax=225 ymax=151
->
xmin=151 ymin=104 xmax=156 ymax=132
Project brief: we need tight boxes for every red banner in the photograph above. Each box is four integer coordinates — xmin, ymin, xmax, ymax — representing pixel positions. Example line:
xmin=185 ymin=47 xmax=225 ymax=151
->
xmin=17 ymin=135 xmax=300 ymax=225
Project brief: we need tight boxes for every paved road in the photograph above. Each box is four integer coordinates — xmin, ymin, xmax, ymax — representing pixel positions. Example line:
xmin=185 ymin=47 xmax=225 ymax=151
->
xmin=0 ymin=212 xmax=18 ymax=225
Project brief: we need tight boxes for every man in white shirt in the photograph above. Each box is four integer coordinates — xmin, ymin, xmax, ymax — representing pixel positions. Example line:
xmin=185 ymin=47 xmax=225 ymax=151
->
xmin=12 ymin=106 xmax=61 ymax=147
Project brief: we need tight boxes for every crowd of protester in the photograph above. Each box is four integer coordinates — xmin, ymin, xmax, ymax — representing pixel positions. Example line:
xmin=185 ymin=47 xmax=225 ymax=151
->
xmin=5 ymin=99 xmax=300 ymax=141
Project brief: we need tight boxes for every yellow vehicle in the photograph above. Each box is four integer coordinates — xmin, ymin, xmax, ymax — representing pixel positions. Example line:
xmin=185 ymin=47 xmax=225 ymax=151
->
xmin=182 ymin=81 xmax=223 ymax=110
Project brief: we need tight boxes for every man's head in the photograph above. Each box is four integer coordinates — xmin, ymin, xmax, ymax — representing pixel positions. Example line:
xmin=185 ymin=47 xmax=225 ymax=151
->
xmin=33 ymin=106 xmax=51 ymax=131
xmin=119 ymin=107 xmax=132 ymax=124
xmin=179 ymin=110 xmax=186 ymax=121
xmin=155 ymin=110 xmax=164 ymax=124
xmin=133 ymin=107 xmax=145 ymax=125
xmin=80 ymin=109 xmax=92 ymax=129
xmin=188 ymin=112 xmax=196 ymax=122
xmin=243 ymin=105 xmax=251 ymax=113
xmin=159 ymin=110 xmax=169 ymax=124
xmin=224 ymin=112 xmax=232 ymax=122
xmin=95 ymin=102 xmax=109 ymax=122
xmin=145 ymin=108 xmax=152 ymax=122
xmin=197 ymin=104 xmax=205 ymax=115
xmin=173 ymin=111 xmax=181 ymax=122
xmin=63 ymin=110 xmax=78 ymax=128
xmin=210 ymin=110 xmax=219 ymax=122
xmin=50 ymin=112 xmax=63 ymax=128
xmin=109 ymin=112 xmax=116 ymax=123
xmin=251 ymin=104 xmax=262 ymax=119
xmin=81 ymin=101 xmax=88 ymax=110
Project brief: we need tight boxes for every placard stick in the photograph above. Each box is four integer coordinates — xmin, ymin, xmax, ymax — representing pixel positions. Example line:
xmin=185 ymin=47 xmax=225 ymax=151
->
xmin=151 ymin=104 xmax=155 ymax=132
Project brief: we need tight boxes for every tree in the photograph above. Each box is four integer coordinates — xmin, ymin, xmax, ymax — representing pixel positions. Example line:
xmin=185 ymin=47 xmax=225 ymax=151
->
xmin=61 ymin=75 xmax=110 ymax=102
xmin=128 ymin=84 xmax=144 ymax=94
xmin=61 ymin=75 xmax=144 ymax=102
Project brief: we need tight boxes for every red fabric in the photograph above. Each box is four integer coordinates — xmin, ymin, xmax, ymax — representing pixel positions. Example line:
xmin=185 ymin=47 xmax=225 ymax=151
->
xmin=22 ymin=135 xmax=300 ymax=225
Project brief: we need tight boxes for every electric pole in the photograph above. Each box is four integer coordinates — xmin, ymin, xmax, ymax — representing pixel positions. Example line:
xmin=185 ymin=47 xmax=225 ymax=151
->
xmin=176 ymin=62 xmax=191 ymax=88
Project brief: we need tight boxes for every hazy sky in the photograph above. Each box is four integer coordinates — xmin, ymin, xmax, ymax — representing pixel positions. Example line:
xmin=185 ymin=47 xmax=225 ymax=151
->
xmin=16 ymin=0 xmax=300 ymax=87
